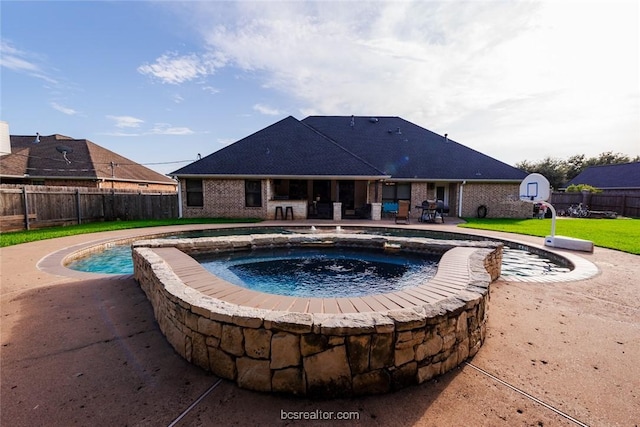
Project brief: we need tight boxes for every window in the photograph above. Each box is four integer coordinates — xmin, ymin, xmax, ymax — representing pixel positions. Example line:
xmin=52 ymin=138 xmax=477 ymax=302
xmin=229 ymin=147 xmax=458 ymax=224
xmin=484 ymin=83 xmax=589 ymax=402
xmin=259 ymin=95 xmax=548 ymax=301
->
xmin=382 ymin=182 xmax=411 ymax=202
xmin=396 ymin=183 xmax=411 ymax=200
xmin=185 ymin=179 xmax=203 ymax=207
xmin=245 ymin=180 xmax=262 ymax=207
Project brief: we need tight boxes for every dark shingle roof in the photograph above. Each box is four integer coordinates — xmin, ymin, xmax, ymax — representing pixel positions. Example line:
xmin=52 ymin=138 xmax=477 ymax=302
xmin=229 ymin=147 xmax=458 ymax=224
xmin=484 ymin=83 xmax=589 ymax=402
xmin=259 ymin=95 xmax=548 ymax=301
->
xmin=302 ymin=116 xmax=526 ymax=180
xmin=3 ymin=134 xmax=176 ymax=184
xmin=565 ymin=162 xmax=640 ymax=189
xmin=172 ymin=115 xmax=527 ymax=181
xmin=171 ymin=116 xmax=386 ymax=177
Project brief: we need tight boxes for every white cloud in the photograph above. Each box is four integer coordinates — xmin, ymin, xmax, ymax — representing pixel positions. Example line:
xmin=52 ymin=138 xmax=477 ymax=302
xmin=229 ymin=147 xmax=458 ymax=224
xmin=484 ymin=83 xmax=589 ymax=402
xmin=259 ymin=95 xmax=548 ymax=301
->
xmin=179 ymin=1 xmax=549 ymax=122
xmin=50 ymin=102 xmax=78 ymax=115
xmin=0 ymin=41 xmax=39 ymax=72
xmin=102 ymin=120 xmax=194 ymax=137
xmin=107 ymin=115 xmax=145 ymax=128
xmin=149 ymin=123 xmax=195 ymax=135
xmin=101 ymin=131 xmax=141 ymax=137
xmin=137 ymin=51 xmax=226 ymax=84
xmin=253 ymin=103 xmax=283 ymax=116
xmin=1 ymin=40 xmax=58 ymax=84
xmin=167 ymin=0 xmax=638 ymax=163
xmin=202 ymin=85 xmax=220 ymax=95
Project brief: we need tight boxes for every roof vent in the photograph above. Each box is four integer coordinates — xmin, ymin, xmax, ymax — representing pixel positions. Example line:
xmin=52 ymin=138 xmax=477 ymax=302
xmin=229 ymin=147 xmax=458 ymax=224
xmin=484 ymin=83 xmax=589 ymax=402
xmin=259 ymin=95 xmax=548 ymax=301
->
xmin=396 ymin=127 xmax=401 ymax=135
xmin=350 ymin=115 xmax=355 ymax=128
xmin=34 ymin=132 xmax=40 ymax=144
xmin=369 ymin=117 xmax=379 ymax=123
xmin=444 ymin=133 xmax=449 ymax=143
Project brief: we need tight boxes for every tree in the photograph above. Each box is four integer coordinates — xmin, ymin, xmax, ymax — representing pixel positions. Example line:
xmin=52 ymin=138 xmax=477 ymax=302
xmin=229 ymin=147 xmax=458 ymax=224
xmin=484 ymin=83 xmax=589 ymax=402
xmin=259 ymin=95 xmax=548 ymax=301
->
xmin=585 ymin=151 xmax=635 ymax=167
xmin=564 ymin=154 xmax=586 ymax=182
xmin=516 ymin=151 xmax=639 ymax=188
xmin=515 ymin=156 xmax=566 ymax=190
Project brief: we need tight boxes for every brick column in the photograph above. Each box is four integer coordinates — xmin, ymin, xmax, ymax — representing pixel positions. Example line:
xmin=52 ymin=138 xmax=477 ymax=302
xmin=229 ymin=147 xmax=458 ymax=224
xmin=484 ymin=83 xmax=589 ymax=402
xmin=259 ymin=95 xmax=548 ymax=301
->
xmin=333 ymin=202 xmax=342 ymax=220
xmin=371 ymin=203 xmax=382 ymax=220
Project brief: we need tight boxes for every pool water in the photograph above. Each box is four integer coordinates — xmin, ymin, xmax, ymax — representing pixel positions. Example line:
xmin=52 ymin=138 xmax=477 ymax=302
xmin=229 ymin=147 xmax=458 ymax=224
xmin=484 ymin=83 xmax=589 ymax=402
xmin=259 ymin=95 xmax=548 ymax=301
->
xmin=501 ymin=247 xmax=571 ymax=276
xmin=66 ymin=227 xmax=572 ymax=279
xmin=66 ymin=242 xmax=571 ymax=280
xmin=68 ymin=244 xmax=134 ymax=275
xmin=195 ymin=247 xmax=438 ymax=298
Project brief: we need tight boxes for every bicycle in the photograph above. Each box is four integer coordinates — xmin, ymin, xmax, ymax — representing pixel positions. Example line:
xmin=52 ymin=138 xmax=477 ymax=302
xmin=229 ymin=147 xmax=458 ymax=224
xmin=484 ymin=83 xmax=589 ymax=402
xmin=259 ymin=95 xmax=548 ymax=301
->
xmin=567 ymin=203 xmax=589 ymax=218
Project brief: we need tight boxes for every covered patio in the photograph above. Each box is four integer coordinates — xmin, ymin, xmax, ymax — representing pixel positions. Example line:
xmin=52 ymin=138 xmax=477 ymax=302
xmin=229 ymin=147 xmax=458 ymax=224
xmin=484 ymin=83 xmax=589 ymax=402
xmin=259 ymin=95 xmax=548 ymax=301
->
xmin=266 ymin=177 xmax=383 ymax=220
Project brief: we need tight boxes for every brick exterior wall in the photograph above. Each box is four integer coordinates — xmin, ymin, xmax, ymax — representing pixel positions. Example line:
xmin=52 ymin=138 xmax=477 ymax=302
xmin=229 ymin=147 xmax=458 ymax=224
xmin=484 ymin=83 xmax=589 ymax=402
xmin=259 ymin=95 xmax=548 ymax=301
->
xmin=410 ymin=183 xmax=429 ymax=220
xmin=182 ymin=178 xmax=267 ymax=218
xmin=461 ymin=183 xmax=531 ymax=218
xmin=367 ymin=181 xmax=381 ymax=205
xmin=96 ymin=180 xmax=176 ymax=192
xmin=181 ymin=178 xmax=530 ymax=219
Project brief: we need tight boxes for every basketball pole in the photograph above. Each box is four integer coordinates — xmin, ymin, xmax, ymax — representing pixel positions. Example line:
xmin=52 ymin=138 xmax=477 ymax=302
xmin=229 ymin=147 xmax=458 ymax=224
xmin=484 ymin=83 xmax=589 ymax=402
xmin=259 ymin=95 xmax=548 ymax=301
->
xmin=541 ymin=201 xmax=557 ymax=238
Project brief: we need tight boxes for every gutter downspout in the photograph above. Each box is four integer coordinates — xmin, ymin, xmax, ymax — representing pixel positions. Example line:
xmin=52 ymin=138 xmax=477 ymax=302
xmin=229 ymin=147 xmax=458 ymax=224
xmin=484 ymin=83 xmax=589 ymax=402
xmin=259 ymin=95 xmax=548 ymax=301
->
xmin=458 ymin=180 xmax=466 ymax=217
xmin=177 ymin=179 xmax=183 ymax=218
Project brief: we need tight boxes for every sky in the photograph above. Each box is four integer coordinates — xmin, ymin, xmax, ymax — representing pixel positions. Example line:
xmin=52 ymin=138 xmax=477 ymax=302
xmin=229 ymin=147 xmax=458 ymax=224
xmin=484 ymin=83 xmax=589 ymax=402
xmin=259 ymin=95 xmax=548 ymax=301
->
xmin=1 ymin=0 xmax=638 ymax=176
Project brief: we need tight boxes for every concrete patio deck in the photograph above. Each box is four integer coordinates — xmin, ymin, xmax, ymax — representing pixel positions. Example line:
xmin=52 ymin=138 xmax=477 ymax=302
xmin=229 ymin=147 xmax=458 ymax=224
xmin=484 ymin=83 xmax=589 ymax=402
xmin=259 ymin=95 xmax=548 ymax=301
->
xmin=1 ymin=219 xmax=638 ymax=426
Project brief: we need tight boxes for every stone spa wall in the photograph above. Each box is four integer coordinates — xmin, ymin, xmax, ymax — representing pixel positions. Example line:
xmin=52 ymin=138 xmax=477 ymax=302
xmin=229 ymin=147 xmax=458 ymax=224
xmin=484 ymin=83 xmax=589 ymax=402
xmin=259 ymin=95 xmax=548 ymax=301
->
xmin=133 ymin=233 xmax=502 ymax=398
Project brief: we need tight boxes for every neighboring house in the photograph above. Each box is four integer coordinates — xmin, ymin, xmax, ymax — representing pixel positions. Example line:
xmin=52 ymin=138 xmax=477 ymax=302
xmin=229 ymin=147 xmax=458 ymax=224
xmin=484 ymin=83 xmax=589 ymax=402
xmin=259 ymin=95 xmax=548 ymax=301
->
xmin=1 ymin=133 xmax=177 ymax=192
xmin=564 ymin=162 xmax=640 ymax=195
xmin=171 ymin=116 xmax=529 ymax=220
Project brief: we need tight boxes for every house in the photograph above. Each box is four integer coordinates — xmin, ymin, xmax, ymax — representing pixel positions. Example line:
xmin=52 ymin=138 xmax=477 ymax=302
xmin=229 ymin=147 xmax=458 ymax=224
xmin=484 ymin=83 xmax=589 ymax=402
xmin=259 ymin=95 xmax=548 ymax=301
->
xmin=171 ymin=116 xmax=529 ymax=220
xmin=1 ymin=129 xmax=177 ymax=192
xmin=558 ymin=162 xmax=640 ymax=217
xmin=564 ymin=162 xmax=640 ymax=195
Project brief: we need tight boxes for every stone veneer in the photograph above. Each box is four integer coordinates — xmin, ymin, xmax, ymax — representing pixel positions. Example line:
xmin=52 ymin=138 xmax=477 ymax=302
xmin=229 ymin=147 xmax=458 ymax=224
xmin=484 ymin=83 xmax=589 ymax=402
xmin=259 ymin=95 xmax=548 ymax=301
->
xmin=133 ymin=233 xmax=502 ymax=398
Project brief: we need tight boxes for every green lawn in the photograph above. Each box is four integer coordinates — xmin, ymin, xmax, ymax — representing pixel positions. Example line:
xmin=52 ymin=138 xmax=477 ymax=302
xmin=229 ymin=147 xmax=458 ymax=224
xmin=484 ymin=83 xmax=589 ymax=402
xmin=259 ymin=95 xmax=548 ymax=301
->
xmin=459 ymin=217 xmax=640 ymax=255
xmin=0 ymin=218 xmax=261 ymax=248
xmin=2 ymin=216 xmax=638 ymax=255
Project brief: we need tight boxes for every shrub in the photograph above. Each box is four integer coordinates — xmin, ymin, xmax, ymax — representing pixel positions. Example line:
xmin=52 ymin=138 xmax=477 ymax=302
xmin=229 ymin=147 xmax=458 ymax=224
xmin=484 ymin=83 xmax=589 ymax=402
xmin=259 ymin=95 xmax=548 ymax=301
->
xmin=566 ymin=184 xmax=602 ymax=193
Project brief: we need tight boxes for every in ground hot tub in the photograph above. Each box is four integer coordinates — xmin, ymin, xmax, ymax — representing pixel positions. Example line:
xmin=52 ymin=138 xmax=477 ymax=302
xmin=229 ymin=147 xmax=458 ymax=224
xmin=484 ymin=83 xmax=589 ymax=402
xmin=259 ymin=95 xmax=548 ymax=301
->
xmin=133 ymin=232 xmax=502 ymax=397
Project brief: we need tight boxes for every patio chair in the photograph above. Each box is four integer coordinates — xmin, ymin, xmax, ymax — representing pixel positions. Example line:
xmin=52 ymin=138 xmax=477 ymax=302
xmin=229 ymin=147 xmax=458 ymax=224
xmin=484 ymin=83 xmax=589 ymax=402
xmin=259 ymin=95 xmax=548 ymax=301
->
xmin=382 ymin=202 xmax=399 ymax=218
xmin=395 ymin=200 xmax=410 ymax=224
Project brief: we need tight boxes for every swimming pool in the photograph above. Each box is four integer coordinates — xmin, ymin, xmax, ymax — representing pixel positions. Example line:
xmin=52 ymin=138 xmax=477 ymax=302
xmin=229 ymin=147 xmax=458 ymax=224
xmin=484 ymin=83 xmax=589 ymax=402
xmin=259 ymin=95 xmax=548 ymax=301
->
xmin=132 ymin=231 xmax=501 ymax=397
xmin=66 ymin=226 xmax=571 ymax=278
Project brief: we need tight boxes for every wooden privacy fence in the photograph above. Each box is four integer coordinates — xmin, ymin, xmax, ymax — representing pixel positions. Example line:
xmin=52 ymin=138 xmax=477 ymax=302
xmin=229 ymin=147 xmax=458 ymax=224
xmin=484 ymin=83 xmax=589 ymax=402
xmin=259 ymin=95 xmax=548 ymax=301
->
xmin=550 ymin=191 xmax=640 ymax=218
xmin=0 ymin=185 xmax=178 ymax=231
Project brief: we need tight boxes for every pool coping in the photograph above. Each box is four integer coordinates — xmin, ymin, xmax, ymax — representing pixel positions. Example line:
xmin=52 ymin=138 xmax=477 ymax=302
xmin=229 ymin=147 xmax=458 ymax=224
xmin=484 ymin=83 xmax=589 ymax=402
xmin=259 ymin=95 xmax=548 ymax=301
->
xmin=143 ymin=244 xmax=482 ymax=314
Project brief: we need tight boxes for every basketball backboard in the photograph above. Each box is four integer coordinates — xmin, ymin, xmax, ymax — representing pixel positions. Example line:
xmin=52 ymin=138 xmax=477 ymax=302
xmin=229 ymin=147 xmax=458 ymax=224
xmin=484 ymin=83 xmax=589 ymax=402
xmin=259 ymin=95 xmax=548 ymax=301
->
xmin=519 ymin=173 xmax=550 ymax=202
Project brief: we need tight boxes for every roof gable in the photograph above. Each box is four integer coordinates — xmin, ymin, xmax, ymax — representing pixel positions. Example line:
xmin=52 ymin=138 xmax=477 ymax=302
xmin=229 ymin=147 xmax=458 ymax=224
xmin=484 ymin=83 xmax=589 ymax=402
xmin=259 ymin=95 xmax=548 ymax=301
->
xmin=171 ymin=116 xmax=386 ymax=177
xmin=0 ymin=146 xmax=30 ymax=176
xmin=565 ymin=162 xmax=640 ymax=189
